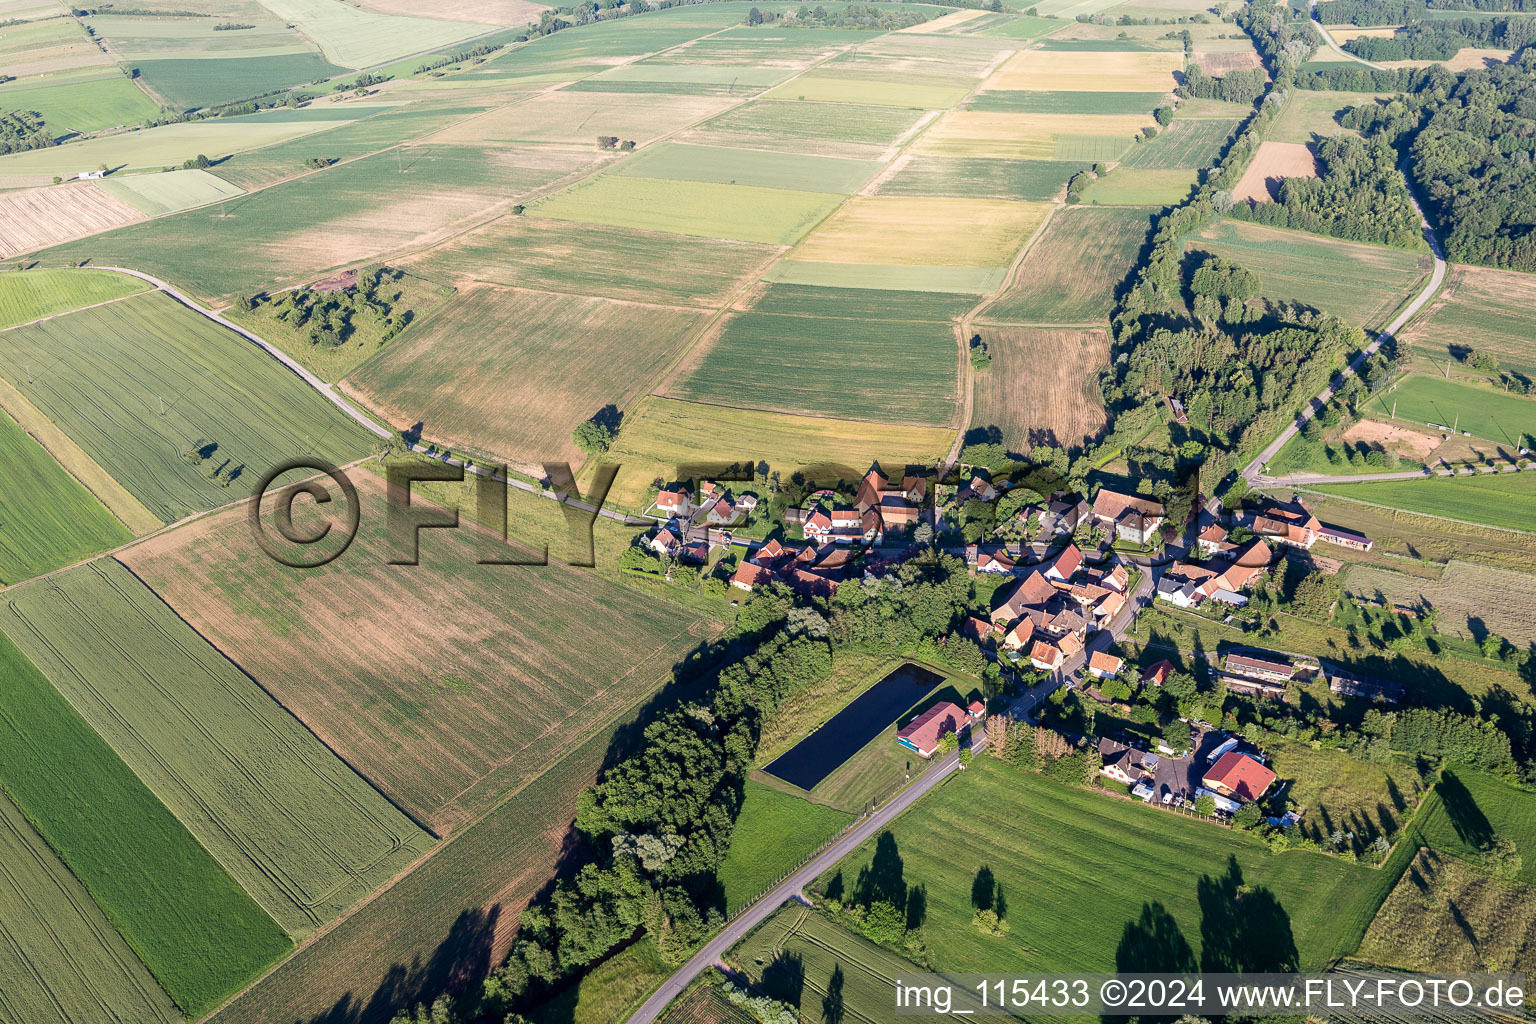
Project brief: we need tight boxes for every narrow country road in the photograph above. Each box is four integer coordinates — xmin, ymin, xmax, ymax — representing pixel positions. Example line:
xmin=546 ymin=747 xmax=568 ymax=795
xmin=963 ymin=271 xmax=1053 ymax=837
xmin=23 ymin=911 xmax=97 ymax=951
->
xmin=1241 ymin=183 xmax=1446 ymax=487
xmin=1309 ymin=0 xmax=1384 ymax=68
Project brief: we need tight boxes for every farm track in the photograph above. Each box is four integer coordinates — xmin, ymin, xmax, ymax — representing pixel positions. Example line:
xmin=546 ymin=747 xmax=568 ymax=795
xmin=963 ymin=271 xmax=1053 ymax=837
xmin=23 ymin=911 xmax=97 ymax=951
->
xmin=1309 ymin=0 xmax=1385 ymax=69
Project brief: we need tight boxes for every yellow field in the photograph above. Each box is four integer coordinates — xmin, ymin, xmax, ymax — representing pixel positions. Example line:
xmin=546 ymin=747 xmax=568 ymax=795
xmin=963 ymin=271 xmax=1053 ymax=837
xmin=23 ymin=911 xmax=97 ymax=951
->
xmin=1325 ymin=26 xmax=1401 ymax=42
xmin=1379 ymin=48 xmax=1512 ymax=71
xmin=594 ymin=397 xmax=954 ymax=509
xmin=981 ymin=48 xmax=1182 ymax=91
xmin=790 ymin=196 xmax=1049 ymax=268
xmin=0 ymin=183 xmax=144 ymax=257
xmin=914 ymin=109 xmax=1151 ymax=159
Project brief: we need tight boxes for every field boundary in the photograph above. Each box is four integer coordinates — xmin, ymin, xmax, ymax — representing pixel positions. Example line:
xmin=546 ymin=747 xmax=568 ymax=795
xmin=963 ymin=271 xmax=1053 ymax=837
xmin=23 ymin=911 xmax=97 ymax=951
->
xmin=1289 ymin=483 xmax=1536 ymax=536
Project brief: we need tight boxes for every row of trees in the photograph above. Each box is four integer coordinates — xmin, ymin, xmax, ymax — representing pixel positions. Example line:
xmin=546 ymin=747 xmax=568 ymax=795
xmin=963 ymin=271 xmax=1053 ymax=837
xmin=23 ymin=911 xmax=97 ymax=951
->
xmin=745 ymin=3 xmax=935 ymax=29
xmin=1343 ymin=14 xmax=1536 ymax=59
xmin=1312 ymin=0 xmax=1425 ymax=23
xmin=0 ymin=110 xmax=53 ymax=155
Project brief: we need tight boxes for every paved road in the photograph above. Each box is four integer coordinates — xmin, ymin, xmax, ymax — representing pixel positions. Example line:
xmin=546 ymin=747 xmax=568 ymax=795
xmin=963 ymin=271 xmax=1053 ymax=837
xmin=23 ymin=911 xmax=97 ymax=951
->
xmin=1310 ymin=0 xmax=1384 ymax=68
xmin=1241 ymin=184 xmax=1446 ymax=487
xmin=625 ymin=733 xmax=980 ymax=1024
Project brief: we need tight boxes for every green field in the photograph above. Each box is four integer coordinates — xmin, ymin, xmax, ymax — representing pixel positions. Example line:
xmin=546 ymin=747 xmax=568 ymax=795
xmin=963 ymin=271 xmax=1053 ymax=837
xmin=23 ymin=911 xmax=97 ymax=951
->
xmin=690 ymin=99 xmax=925 ymax=153
xmin=969 ymin=89 xmax=1163 ymax=113
xmin=763 ymin=259 xmax=1007 ymax=294
xmin=819 ymin=759 xmax=1395 ymax=974
xmin=749 ymin=283 xmax=976 ymax=321
xmin=0 ymin=69 xmax=160 ymax=138
xmin=1269 ymin=89 xmax=1386 ymax=145
xmin=612 ymin=142 xmax=879 ymax=193
xmin=1081 ymin=166 xmax=1198 ymax=204
xmin=0 ymin=292 xmax=376 ymax=523
xmin=0 ymin=408 xmax=131 ymax=584
xmin=1186 ymin=219 xmax=1431 ymax=330
xmin=133 ymin=52 xmax=347 ymax=109
xmin=3 ymin=560 xmax=435 ymax=937
xmin=1368 ymin=375 xmax=1536 ymax=448
xmin=718 ymin=783 xmax=852 ymax=913
xmin=1402 ymin=264 xmax=1536 ymax=379
xmin=0 ymin=785 xmax=182 ymax=1024
xmin=667 ymin=311 xmax=958 ymax=426
xmin=99 ymin=168 xmax=247 ymax=217
xmin=1118 ymin=117 xmax=1237 ymax=169
xmin=983 ymin=205 xmax=1154 ymax=323
xmin=0 ymin=629 xmax=290 ymax=1016
xmin=979 ymin=13 xmax=1066 ymax=37
xmin=253 ymin=0 xmax=484 ymax=68
xmin=1416 ymin=771 xmax=1536 ymax=884
xmin=0 ymin=268 xmax=149 ymax=329
xmin=1312 ymin=471 xmax=1536 ymax=533
xmin=762 ymin=74 xmax=970 ymax=109
xmin=878 ymin=155 xmax=1089 ymax=201
xmin=83 ymin=15 xmax=314 ymax=59
xmin=588 ymin=63 xmax=793 ymax=87
xmin=411 ymin=215 xmax=776 ymax=306
xmin=532 ymin=174 xmax=844 ymax=246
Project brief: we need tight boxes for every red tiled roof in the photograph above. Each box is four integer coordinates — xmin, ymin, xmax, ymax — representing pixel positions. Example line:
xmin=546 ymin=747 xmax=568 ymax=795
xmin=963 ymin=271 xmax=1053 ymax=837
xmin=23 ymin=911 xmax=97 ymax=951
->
xmin=1092 ymin=489 xmax=1164 ymax=524
xmin=1141 ymin=659 xmax=1175 ymax=686
xmin=897 ymin=701 xmax=965 ymax=754
xmin=1203 ymin=752 xmax=1276 ymax=802
xmin=1089 ymin=651 xmax=1124 ymax=674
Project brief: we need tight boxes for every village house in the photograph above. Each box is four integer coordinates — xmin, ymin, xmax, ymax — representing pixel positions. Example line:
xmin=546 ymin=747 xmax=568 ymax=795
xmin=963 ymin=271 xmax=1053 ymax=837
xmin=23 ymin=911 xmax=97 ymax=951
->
xmin=855 ymin=464 xmax=925 ymax=535
xmin=897 ymin=700 xmax=967 ymax=758
xmin=1046 ymin=493 xmax=1091 ymax=534
xmin=655 ymin=487 xmax=692 ymax=518
xmin=1097 ymin=737 xmax=1156 ymax=785
xmin=648 ymin=526 xmax=681 ymax=558
xmin=1224 ymin=652 xmax=1296 ymax=685
xmin=1042 ymin=541 xmax=1083 ymax=582
xmin=1030 ymin=639 xmax=1064 ymax=673
xmin=1237 ymin=497 xmax=1322 ymax=550
xmin=1201 ymin=751 xmax=1277 ymax=803
xmin=1088 ymin=651 xmax=1123 ymax=679
xmin=957 ymin=473 xmax=998 ymax=504
xmin=1141 ymin=659 xmax=1175 ymax=687
xmin=1091 ymin=489 xmax=1166 ymax=545
xmin=1197 ymin=522 xmax=1233 ymax=557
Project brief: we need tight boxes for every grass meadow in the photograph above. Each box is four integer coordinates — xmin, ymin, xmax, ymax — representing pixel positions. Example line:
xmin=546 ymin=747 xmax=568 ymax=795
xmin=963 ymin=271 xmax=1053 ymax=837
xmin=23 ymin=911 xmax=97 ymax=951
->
xmin=98 ymin=168 xmax=246 ymax=218
xmin=122 ymin=473 xmax=719 ymax=834
xmin=819 ymin=760 xmax=1395 ymax=975
xmin=665 ymin=311 xmax=958 ymax=426
xmin=1401 ymin=264 xmax=1536 ymax=378
xmin=877 ymin=155 xmax=1090 ymax=201
xmin=0 ymin=409 xmax=131 ymax=584
xmin=1367 ymin=374 xmax=1536 ymax=447
xmin=982 ymin=205 xmax=1154 ymax=323
xmin=611 ymin=142 xmax=880 ymax=193
xmin=1080 ymin=166 xmax=1199 ymax=204
xmin=971 ymin=326 xmax=1110 ymax=448
xmin=1118 ymin=117 xmax=1237 ymax=169
xmin=594 ymin=397 xmax=954 ymax=510
xmin=0 ymin=293 xmax=377 ymax=523
xmin=1312 ymin=472 xmax=1536 ymax=534
xmin=0 ymin=630 xmax=291 ymax=1015
xmin=1345 ymin=560 xmax=1536 ymax=647
xmin=1186 ymin=219 xmax=1431 ymax=330
xmin=0 ymin=268 xmax=148 ymax=329
xmin=718 ymin=783 xmax=852 ymax=913
xmin=0 ymin=69 xmax=161 ymax=137
xmin=4 ymin=560 xmax=435 ymax=936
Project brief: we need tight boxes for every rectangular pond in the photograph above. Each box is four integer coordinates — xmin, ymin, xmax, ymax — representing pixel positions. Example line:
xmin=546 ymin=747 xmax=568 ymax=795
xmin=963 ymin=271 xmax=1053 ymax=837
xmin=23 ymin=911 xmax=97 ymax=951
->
xmin=762 ymin=662 xmax=947 ymax=792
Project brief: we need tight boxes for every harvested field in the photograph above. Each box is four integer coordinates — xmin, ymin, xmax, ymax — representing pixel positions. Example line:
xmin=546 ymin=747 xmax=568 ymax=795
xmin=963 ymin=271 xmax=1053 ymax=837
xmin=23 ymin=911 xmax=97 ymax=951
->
xmin=594 ymin=397 xmax=954 ymax=510
xmin=981 ymin=47 xmax=1182 ymax=91
xmin=1378 ymin=47 xmax=1513 ymax=71
xmin=434 ymin=90 xmax=733 ymax=147
xmin=664 ymin=311 xmax=959 ymax=426
xmin=98 ymin=168 xmax=246 ymax=218
xmin=760 ymin=74 xmax=970 ymax=109
xmin=123 ymin=471 xmax=717 ymax=833
xmin=0 ymin=267 xmax=148 ymax=329
xmin=749 ymin=284 xmax=977 ymax=323
xmin=346 ymin=284 xmax=707 ymax=466
xmin=1232 ymin=140 xmax=1320 ymax=202
xmin=1341 ymin=419 xmax=1441 ymax=462
xmin=0 ymin=628 xmax=291 ymax=1018
xmin=410 ymin=216 xmax=775 ymax=306
xmin=1118 ymin=117 xmax=1237 ymax=169
xmin=0 ymin=292 xmax=376 ymax=523
xmin=824 ymin=31 xmax=1013 ymax=79
xmin=762 ymin=259 xmax=1006 ymax=294
xmin=531 ymin=174 xmax=844 ymax=245
xmin=790 ymin=196 xmax=1050 ymax=268
xmin=971 ymin=326 xmax=1109 ymax=448
xmin=875 ymin=155 xmax=1089 ymax=201
xmin=978 ymin=13 xmax=1064 ymax=38
xmin=0 ymin=183 xmax=144 ymax=257
xmin=1401 ymin=263 xmax=1536 ymax=379
xmin=611 ymin=141 xmax=880 ymax=193
xmin=3 ymin=559 xmax=435 ymax=936
xmin=1326 ymin=26 xmax=1403 ymax=43
xmin=1344 ymin=560 xmax=1536 ymax=647
xmin=586 ymin=62 xmax=791 ymax=87
xmin=983 ymin=206 xmax=1154 ymax=323
xmin=897 ymin=7 xmax=990 ymax=32
xmin=916 ymin=109 xmax=1149 ymax=160
xmin=1080 ymin=166 xmax=1198 ymax=204
xmin=1186 ymin=220 xmax=1431 ymax=330
xmin=1193 ymin=47 xmax=1264 ymax=74
xmin=684 ymin=99 xmax=926 ymax=159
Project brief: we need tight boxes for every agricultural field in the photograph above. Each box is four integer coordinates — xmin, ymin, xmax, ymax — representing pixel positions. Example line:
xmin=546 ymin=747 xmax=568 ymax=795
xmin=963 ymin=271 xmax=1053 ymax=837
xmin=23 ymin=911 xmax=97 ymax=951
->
xmin=717 ymin=782 xmax=852 ymax=913
xmin=1367 ymin=375 xmax=1536 ymax=449
xmin=410 ymin=215 xmax=776 ymax=306
xmin=0 ymin=409 xmax=131 ymax=585
xmin=1232 ymin=140 xmax=1321 ymax=202
xmin=3 ymin=559 xmax=435 ymax=936
xmin=1269 ymin=90 xmax=1387 ymax=145
xmin=434 ymin=90 xmax=734 ymax=148
xmin=981 ymin=47 xmax=1182 ymax=91
xmin=747 ymin=283 xmax=975 ymax=322
xmin=761 ymin=73 xmax=971 ymax=109
xmin=531 ymin=174 xmax=844 ymax=246
xmin=98 ymin=168 xmax=247 ymax=217
xmin=683 ymin=99 xmax=927 ymax=159
xmin=0 ymin=786 xmax=182 ymax=1024
xmin=1344 ymin=560 xmax=1536 ymax=647
xmin=0 ymin=14 xmax=111 ymax=78
xmin=1118 ymin=117 xmax=1238 ymax=169
xmin=1400 ymin=264 xmax=1536 ymax=379
xmin=819 ymin=759 xmax=1393 ymax=976
xmin=970 ymin=327 xmax=1110 ymax=449
xmin=916 ymin=109 xmax=1148 ymax=160
xmin=115 ymin=53 xmax=346 ymax=110
xmin=611 ymin=141 xmax=880 ymax=193
xmin=122 ymin=471 xmax=718 ymax=833
xmin=0 ymin=68 xmax=161 ymax=137
xmin=663 ymin=311 xmax=958 ymax=426
xmin=762 ymin=259 xmax=1006 ymax=293
xmin=346 ymin=284 xmax=707 ymax=465
xmin=1313 ymin=473 xmax=1536 ymax=535
xmin=1186 ymin=220 xmax=1432 ymax=330
xmin=658 ymin=980 xmax=759 ymax=1024
xmin=0 ymin=183 xmax=145 ymax=257
xmin=83 ymin=15 xmax=317 ymax=60
xmin=0 ymin=267 xmax=148 ymax=329
xmin=789 ymin=195 xmax=1049 ymax=269
xmin=0 ymin=629 xmax=291 ymax=1017
xmin=1299 ymin=489 xmax=1536 ymax=573
xmin=593 ymin=396 xmax=954 ymax=510
xmin=1080 ymin=167 xmax=1199 ymax=204
xmin=1415 ymin=771 xmax=1536 ymax=880
xmin=0 ymin=291 xmax=376 ymax=523
xmin=981 ymin=206 xmax=1153 ymax=323
xmin=970 ymin=88 xmax=1163 ymax=113
xmin=252 ymin=0 xmax=485 ymax=68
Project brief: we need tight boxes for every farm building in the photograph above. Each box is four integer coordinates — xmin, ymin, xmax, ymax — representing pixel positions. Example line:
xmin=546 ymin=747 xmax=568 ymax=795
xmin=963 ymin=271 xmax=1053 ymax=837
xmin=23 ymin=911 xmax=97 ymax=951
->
xmin=1319 ymin=524 xmax=1373 ymax=551
xmin=1326 ymin=666 xmax=1402 ymax=703
xmin=897 ymin=701 xmax=967 ymax=758
xmin=1201 ymin=751 xmax=1277 ymax=803
xmin=1224 ymin=652 xmax=1296 ymax=684
xmin=1236 ymin=497 xmax=1321 ymax=549
xmin=1220 ymin=674 xmax=1287 ymax=700
xmin=1091 ymin=489 xmax=1165 ymax=544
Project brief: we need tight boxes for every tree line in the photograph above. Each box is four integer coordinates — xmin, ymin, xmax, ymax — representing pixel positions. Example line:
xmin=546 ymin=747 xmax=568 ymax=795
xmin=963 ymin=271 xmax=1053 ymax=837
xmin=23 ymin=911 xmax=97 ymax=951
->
xmin=746 ymin=3 xmax=937 ymax=30
xmin=1344 ymin=14 xmax=1536 ymax=58
xmin=0 ymin=110 xmax=54 ymax=155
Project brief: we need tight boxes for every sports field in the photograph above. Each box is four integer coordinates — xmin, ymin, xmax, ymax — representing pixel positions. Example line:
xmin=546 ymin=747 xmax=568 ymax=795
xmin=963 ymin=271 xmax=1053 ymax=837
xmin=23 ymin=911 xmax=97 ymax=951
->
xmin=1186 ymin=220 xmax=1432 ymax=330
xmin=0 ymin=292 xmax=376 ymax=523
xmin=1401 ymin=264 xmax=1536 ymax=378
xmin=664 ymin=311 xmax=959 ymax=426
xmin=99 ymin=168 xmax=247 ymax=218
xmin=982 ymin=206 xmax=1153 ymax=322
xmin=1369 ymin=375 xmax=1536 ymax=447
xmin=0 ymin=268 xmax=149 ymax=329
xmin=595 ymin=397 xmax=955 ymax=510
xmin=820 ymin=759 xmax=1393 ymax=974
xmin=970 ymin=327 xmax=1110 ymax=448
xmin=532 ymin=174 xmax=844 ymax=245
xmin=790 ymin=196 xmax=1049 ymax=268
xmin=981 ymin=48 xmax=1182 ymax=91
xmin=611 ymin=142 xmax=880 ymax=193
xmin=1312 ymin=472 xmax=1536 ymax=534
xmin=0 ymin=629 xmax=291 ymax=1016
xmin=348 ymin=284 xmax=705 ymax=464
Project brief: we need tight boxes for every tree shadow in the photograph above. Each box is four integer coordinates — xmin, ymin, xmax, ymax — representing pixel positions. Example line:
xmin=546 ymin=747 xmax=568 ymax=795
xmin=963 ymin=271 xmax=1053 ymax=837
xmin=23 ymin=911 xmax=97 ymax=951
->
xmin=822 ymin=964 xmax=846 ymax=1024
xmin=762 ymin=951 xmax=805 ymax=1007
xmin=905 ymin=883 xmax=927 ymax=931
xmin=1197 ymin=856 xmax=1298 ymax=973
xmin=854 ymin=831 xmax=906 ymax=909
xmin=1439 ymin=771 xmax=1494 ymax=851
xmin=1111 ymin=902 xmax=1195 ymax=1024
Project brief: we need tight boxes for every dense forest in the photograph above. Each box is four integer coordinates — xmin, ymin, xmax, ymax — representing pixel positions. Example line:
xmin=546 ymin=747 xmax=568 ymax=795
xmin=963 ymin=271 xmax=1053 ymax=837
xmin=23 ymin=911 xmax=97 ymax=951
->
xmin=1312 ymin=0 xmax=1425 ymax=24
xmin=0 ymin=110 xmax=54 ymax=155
xmin=1343 ymin=15 xmax=1536 ymax=59
xmin=1180 ymin=64 xmax=1268 ymax=103
xmin=1228 ymin=134 xmax=1423 ymax=246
